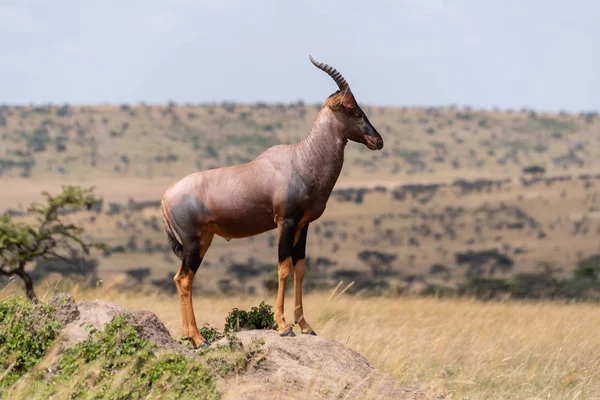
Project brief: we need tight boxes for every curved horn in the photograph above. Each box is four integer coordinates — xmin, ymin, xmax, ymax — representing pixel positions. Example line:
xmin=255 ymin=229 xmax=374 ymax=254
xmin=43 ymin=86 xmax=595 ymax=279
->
xmin=309 ymin=55 xmax=349 ymax=91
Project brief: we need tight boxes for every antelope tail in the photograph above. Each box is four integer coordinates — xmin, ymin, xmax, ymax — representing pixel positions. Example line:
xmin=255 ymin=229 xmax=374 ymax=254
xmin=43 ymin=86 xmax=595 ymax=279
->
xmin=161 ymin=199 xmax=184 ymax=261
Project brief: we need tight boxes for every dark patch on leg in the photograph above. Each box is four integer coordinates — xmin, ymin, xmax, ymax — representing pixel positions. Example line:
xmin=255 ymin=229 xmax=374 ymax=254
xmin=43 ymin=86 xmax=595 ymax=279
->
xmin=190 ymin=256 xmax=203 ymax=274
xmin=182 ymin=241 xmax=202 ymax=274
xmin=292 ymin=225 xmax=308 ymax=264
xmin=280 ymin=169 xmax=306 ymax=226
xmin=170 ymin=196 xmax=209 ymax=240
xmin=278 ymin=170 xmax=305 ymax=263
xmin=302 ymin=330 xmax=317 ymax=336
xmin=279 ymin=218 xmax=299 ymax=263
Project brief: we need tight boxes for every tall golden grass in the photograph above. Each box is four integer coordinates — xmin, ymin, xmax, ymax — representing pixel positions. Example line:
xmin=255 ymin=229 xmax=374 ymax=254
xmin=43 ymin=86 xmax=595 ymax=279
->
xmin=3 ymin=279 xmax=600 ymax=399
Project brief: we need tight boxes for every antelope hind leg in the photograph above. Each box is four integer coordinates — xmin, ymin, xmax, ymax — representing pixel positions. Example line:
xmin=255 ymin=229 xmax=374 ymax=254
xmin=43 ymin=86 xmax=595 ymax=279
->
xmin=174 ymin=232 xmax=214 ymax=349
xmin=174 ymin=253 xmax=206 ymax=348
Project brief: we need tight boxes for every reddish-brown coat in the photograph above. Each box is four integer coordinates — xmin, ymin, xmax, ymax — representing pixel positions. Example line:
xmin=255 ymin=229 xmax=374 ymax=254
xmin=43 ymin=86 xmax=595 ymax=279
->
xmin=161 ymin=58 xmax=384 ymax=348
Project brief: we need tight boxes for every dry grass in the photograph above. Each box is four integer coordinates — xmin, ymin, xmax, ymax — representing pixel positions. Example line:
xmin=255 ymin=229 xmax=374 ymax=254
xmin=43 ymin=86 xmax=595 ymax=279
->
xmin=9 ymin=281 xmax=595 ymax=400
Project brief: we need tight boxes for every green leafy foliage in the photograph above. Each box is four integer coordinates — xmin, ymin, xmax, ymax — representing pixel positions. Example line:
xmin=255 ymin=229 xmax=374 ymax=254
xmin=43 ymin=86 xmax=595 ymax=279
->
xmin=0 ymin=185 xmax=104 ymax=264
xmin=0 ymin=297 xmax=62 ymax=388
xmin=224 ymin=301 xmax=277 ymax=334
xmin=26 ymin=127 xmax=51 ymax=153
xmin=199 ymin=323 xmax=224 ymax=343
xmin=57 ymin=314 xmax=153 ymax=378
xmin=2 ymin=306 xmax=253 ymax=399
xmin=224 ymin=308 xmax=248 ymax=334
xmin=0 ymin=185 xmax=107 ymax=298
xmin=128 ymin=354 xmax=219 ymax=399
xmin=573 ymin=264 xmax=600 ymax=281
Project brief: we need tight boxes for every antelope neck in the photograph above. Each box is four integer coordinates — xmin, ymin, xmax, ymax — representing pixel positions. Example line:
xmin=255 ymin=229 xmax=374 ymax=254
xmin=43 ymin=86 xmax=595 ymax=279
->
xmin=293 ymin=110 xmax=347 ymax=194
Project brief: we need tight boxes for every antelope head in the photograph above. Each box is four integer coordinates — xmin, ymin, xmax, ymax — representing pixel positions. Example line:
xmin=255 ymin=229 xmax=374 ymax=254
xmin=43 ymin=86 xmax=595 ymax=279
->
xmin=310 ymin=55 xmax=384 ymax=151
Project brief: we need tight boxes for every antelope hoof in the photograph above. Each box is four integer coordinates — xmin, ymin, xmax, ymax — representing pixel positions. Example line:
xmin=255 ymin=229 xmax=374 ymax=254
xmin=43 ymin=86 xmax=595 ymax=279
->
xmin=280 ymin=329 xmax=296 ymax=337
xmin=197 ymin=341 xmax=211 ymax=349
xmin=302 ymin=330 xmax=317 ymax=336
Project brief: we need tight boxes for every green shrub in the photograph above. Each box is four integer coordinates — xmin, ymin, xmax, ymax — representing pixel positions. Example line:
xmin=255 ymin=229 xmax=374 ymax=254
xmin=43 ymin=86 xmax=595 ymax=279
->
xmin=0 ymin=297 xmax=62 ymax=388
xmin=3 ymin=310 xmax=251 ymax=399
xmin=57 ymin=315 xmax=152 ymax=378
xmin=224 ymin=301 xmax=277 ymax=334
xmin=27 ymin=127 xmax=50 ymax=153
xmin=460 ymin=277 xmax=511 ymax=299
xmin=199 ymin=323 xmax=224 ymax=343
xmin=55 ymin=104 xmax=71 ymax=117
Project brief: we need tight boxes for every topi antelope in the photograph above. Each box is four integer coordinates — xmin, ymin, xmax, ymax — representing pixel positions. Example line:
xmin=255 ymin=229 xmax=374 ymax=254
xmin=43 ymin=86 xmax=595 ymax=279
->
xmin=161 ymin=55 xmax=384 ymax=348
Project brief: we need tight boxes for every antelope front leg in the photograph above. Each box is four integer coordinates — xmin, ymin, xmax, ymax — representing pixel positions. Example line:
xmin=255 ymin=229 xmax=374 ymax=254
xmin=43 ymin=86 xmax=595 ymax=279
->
xmin=275 ymin=218 xmax=296 ymax=336
xmin=292 ymin=225 xmax=316 ymax=335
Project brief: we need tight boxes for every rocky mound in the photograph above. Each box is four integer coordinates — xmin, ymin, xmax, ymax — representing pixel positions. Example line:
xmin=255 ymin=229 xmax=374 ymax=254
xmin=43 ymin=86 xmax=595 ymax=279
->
xmin=214 ymin=330 xmax=431 ymax=400
xmin=15 ymin=294 xmax=438 ymax=400
xmin=50 ymin=294 xmax=191 ymax=355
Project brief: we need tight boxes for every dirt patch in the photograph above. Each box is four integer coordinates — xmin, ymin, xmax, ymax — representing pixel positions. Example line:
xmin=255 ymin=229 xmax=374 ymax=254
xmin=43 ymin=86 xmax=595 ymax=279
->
xmin=43 ymin=294 xmax=438 ymax=400
xmin=48 ymin=293 xmax=80 ymax=325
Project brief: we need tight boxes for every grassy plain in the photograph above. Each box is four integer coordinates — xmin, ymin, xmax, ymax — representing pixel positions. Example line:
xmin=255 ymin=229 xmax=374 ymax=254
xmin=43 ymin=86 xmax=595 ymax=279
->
xmin=5 ymin=168 xmax=600 ymax=298
xmin=2 ymin=104 xmax=600 ymax=293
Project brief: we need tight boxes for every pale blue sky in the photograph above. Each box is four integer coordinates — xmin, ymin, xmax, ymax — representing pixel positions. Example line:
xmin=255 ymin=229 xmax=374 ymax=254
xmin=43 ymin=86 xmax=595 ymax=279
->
xmin=1 ymin=0 xmax=598 ymax=111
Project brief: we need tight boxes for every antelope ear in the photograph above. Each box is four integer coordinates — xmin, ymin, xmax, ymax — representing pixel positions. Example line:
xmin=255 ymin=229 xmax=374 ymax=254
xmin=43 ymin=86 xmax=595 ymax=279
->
xmin=329 ymin=102 xmax=341 ymax=112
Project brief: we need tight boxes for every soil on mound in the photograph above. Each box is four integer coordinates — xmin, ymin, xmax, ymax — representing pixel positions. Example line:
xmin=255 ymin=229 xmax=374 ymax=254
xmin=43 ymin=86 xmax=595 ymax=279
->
xmin=47 ymin=294 xmax=439 ymax=400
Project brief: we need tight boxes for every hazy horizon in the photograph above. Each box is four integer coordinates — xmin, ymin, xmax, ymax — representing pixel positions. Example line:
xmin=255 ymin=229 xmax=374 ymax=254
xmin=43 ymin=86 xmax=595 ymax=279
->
xmin=1 ymin=0 xmax=598 ymax=112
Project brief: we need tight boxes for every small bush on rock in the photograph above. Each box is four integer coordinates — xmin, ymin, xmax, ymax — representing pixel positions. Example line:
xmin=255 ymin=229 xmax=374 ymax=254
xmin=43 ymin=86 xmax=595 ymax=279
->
xmin=224 ymin=301 xmax=277 ymax=334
